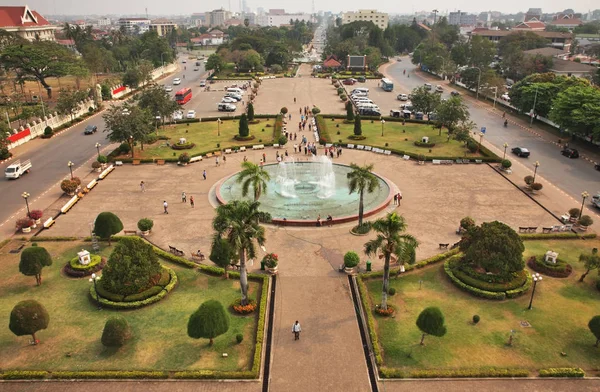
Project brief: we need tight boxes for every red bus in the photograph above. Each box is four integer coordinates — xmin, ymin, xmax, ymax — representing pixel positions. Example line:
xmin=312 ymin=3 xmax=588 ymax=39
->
xmin=175 ymin=88 xmax=192 ymax=104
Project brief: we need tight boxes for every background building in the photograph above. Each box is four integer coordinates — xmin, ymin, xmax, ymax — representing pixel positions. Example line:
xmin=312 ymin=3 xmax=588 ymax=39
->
xmin=207 ymin=8 xmax=232 ymax=27
xmin=448 ymin=11 xmax=477 ymax=26
xmin=256 ymin=10 xmax=312 ymax=27
xmin=0 ymin=5 xmax=56 ymax=41
xmin=118 ymin=18 xmax=150 ymax=34
xmin=149 ymin=20 xmax=176 ymax=36
xmin=342 ymin=9 xmax=388 ymax=29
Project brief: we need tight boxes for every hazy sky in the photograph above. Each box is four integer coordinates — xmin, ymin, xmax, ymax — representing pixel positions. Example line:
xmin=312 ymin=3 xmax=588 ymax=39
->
xmin=15 ymin=0 xmax=599 ymax=16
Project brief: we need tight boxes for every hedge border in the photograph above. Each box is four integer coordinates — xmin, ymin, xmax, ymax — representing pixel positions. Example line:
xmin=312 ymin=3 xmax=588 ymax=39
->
xmin=539 ymin=367 xmax=585 ymax=378
xmin=379 ymin=367 xmax=530 ymax=379
xmin=527 ymin=255 xmax=573 ymax=278
xmin=360 ymin=247 xmax=460 ymax=279
xmin=444 ymin=256 xmax=507 ymax=300
xmin=520 ymin=233 xmax=596 ymax=240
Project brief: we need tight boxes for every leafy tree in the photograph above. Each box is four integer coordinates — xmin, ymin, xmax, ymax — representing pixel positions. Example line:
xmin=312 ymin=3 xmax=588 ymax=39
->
xmin=450 ymin=42 xmax=469 ymax=66
xmin=347 ymin=163 xmax=379 ymax=226
xmin=122 ymin=67 xmax=141 ymax=88
xmin=461 ymin=221 xmax=525 ymax=276
xmin=101 ymin=316 xmax=132 ymax=348
xmin=93 ymin=212 xmax=124 ymax=245
xmin=468 ymin=35 xmax=496 ymax=70
xmin=138 ymin=83 xmax=179 ymax=129
xmin=265 ymin=43 xmax=291 ymax=68
xmin=56 ymin=89 xmax=88 ymax=121
xmin=209 ymin=236 xmax=235 ymax=279
xmin=345 ymin=101 xmax=354 ymax=121
xmin=353 ymin=114 xmax=362 ymax=136
xmin=410 ymin=86 xmax=441 ymax=116
xmin=549 ymin=85 xmax=600 ymax=139
xmin=364 ymin=212 xmax=418 ymax=310
xmin=589 ymin=315 xmax=600 ymax=347
xmin=238 ymin=113 xmax=249 ymax=137
xmin=187 ymin=300 xmax=230 ymax=345
xmin=9 ymin=300 xmax=49 ymax=344
xmin=578 ymin=248 xmax=600 ymax=282
xmin=19 ymin=246 xmax=53 ymax=286
xmin=237 ymin=161 xmax=271 ymax=201
xmin=103 ymin=104 xmax=155 ymax=158
xmin=434 ymin=96 xmax=470 ymax=135
xmin=416 ymin=307 xmax=447 ymax=345
xmin=101 ymin=236 xmax=161 ymax=295
xmin=247 ymin=102 xmax=255 ymax=121
xmin=137 ymin=59 xmax=155 ymax=88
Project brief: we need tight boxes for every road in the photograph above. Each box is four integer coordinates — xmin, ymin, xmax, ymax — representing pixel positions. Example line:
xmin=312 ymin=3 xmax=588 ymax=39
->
xmin=385 ymin=58 xmax=600 ymax=214
xmin=0 ymin=56 xmax=208 ymax=231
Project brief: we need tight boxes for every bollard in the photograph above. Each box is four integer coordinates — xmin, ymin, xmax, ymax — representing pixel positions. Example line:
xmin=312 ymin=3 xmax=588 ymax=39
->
xmin=260 ymin=260 xmax=265 ymax=271
xmin=366 ymin=260 xmax=372 ymax=272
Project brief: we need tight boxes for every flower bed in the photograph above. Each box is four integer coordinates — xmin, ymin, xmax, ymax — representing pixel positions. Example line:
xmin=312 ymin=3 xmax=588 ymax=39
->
xmin=64 ymin=255 xmax=106 ymax=278
xmin=527 ymin=255 xmax=573 ymax=278
xmin=231 ymin=297 xmax=257 ymax=314
xmin=374 ymin=304 xmax=395 ymax=317
xmin=171 ymin=142 xmax=195 ymax=150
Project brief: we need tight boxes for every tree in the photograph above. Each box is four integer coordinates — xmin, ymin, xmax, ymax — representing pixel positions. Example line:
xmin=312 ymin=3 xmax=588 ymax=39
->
xmin=101 ymin=236 xmax=162 ymax=295
xmin=9 ymin=300 xmax=49 ymax=344
xmin=410 ymin=86 xmax=441 ymax=116
xmin=138 ymin=83 xmax=179 ymax=129
xmin=578 ymin=248 xmax=600 ymax=282
xmin=549 ymin=85 xmax=600 ymax=139
xmin=137 ymin=59 xmax=155 ymax=88
xmin=237 ymin=161 xmax=271 ymax=201
xmin=238 ymin=113 xmax=250 ymax=137
xmin=364 ymin=212 xmax=418 ymax=310
xmin=589 ymin=315 xmax=600 ymax=347
xmin=353 ymin=114 xmax=362 ymax=136
xmin=101 ymin=316 xmax=132 ymax=348
xmin=435 ymin=96 xmax=470 ymax=135
xmin=209 ymin=236 xmax=235 ymax=279
xmin=468 ymin=35 xmax=496 ymax=69
xmin=56 ymin=89 xmax=88 ymax=121
xmin=187 ymin=299 xmax=230 ymax=345
xmin=19 ymin=246 xmax=53 ymax=286
xmin=347 ymin=163 xmax=379 ymax=226
xmin=103 ymin=104 xmax=155 ymax=158
xmin=461 ymin=221 xmax=525 ymax=276
xmin=93 ymin=212 xmax=124 ymax=245
xmin=1 ymin=41 xmax=82 ymax=98
xmin=416 ymin=307 xmax=447 ymax=345
xmin=247 ymin=102 xmax=255 ymax=121
xmin=345 ymin=101 xmax=354 ymax=121
xmin=206 ymin=54 xmax=225 ymax=72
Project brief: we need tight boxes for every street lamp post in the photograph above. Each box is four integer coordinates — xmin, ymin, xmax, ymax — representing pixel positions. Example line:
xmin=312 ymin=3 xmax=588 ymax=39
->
xmin=381 ymin=118 xmax=385 ymax=137
xmin=580 ymin=191 xmax=590 ymax=219
xmin=503 ymin=143 xmax=508 ymax=161
xmin=95 ymin=143 xmax=101 ymax=158
xmin=476 ymin=132 xmax=484 ymax=153
xmin=532 ymin=161 xmax=540 ymax=184
xmin=21 ymin=192 xmax=31 ymax=217
xmin=67 ymin=161 xmax=74 ymax=179
xmin=529 ymin=85 xmax=539 ymax=127
xmin=217 ymin=118 xmax=222 ymax=137
xmin=527 ymin=273 xmax=542 ymax=310
xmin=492 ymin=86 xmax=498 ymax=109
xmin=472 ymin=67 xmax=482 ymax=100
xmin=89 ymin=273 xmax=102 ymax=310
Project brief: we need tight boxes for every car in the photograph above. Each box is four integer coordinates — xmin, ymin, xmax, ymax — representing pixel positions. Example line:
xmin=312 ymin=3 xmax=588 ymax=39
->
xmin=424 ymin=83 xmax=432 ymax=90
xmin=359 ymin=108 xmax=380 ymax=116
xmin=400 ymin=103 xmax=413 ymax=111
xmin=435 ymin=85 xmax=443 ymax=93
xmin=357 ymin=76 xmax=366 ymax=83
xmin=218 ymin=103 xmax=236 ymax=112
xmin=561 ymin=147 xmax=579 ymax=159
xmin=172 ymin=111 xmax=183 ymax=120
xmin=173 ymin=78 xmax=181 ymax=85
xmin=182 ymin=60 xmax=187 ymax=63
xmin=595 ymin=162 xmax=600 ymax=171
xmin=221 ymin=97 xmax=237 ymax=103
xmin=511 ymin=147 xmax=530 ymax=157
xmin=193 ymin=67 xmax=199 ymax=71
xmin=84 ymin=125 xmax=97 ymax=135
xmin=199 ymin=80 xmax=206 ymax=87
xmin=224 ymin=93 xmax=242 ymax=101
xmin=343 ymin=78 xmax=357 ymax=85
xmin=451 ymin=91 xmax=460 ymax=96
xmin=396 ymin=57 xmax=402 ymax=61
xmin=501 ymin=93 xmax=510 ymax=101
xmin=186 ymin=110 xmax=196 ymax=119
xmin=397 ymin=93 xmax=409 ymax=101
xmin=165 ymin=85 xmax=173 ymax=92
xmin=390 ymin=109 xmax=402 ymax=118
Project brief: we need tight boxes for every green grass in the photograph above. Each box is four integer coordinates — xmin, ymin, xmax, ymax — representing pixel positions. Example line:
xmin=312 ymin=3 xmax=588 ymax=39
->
xmin=0 ymin=241 xmax=260 ymax=372
xmin=324 ymin=119 xmax=482 ymax=158
xmin=125 ymin=119 xmax=276 ymax=160
xmin=364 ymin=238 xmax=600 ymax=372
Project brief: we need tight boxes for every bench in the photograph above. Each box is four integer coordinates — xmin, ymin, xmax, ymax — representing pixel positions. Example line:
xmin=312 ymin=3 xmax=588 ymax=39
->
xmin=432 ymin=159 xmax=441 ymax=165
xmin=356 ymin=145 xmax=364 ymax=150
xmin=252 ymin=144 xmax=265 ymax=150
xmin=364 ymin=146 xmax=372 ymax=151
xmin=402 ymin=155 xmax=410 ymax=160
xmin=123 ymin=230 xmax=137 ymax=235
xmin=239 ymin=146 xmax=246 ymax=152
xmin=384 ymin=150 xmax=392 ymax=155
xmin=189 ymin=156 xmax=203 ymax=163
xmin=439 ymin=243 xmax=449 ymax=250
xmin=43 ymin=218 xmax=55 ymax=229
xmin=114 ymin=161 xmax=123 ymax=166
xmin=347 ymin=144 xmax=355 ymax=149
xmin=455 ymin=159 xmax=463 ymax=164
xmin=519 ymin=227 xmax=529 ymax=233
xmin=156 ymin=160 xmax=165 ymax=165
xmin=542 ymin=227 xmax=553 ymax=234
xmin=169 ymin=245 xmax=185 ymax=256
xmin=563 ymin=224 xmax=573 ymax=232
xmin=325 ymin=143 xmax=332 ymax=148
xmin=230 ymin=263 xmax=241 ymax=271
xmin=191 ymin=252 xmax=205 ymax=261
xmin=528 ymin=227 xmax=538 ymax=233
xmin=224 ymin=149 xmax=232 ymax=154
xmin=205 ymin=152 xmax=213 ymax=158
xmin=551 ymin=226 xmax=560 ymax=232
xmin=273 ymin=144 xmax=279 ymax=148
xmin=462 ymin=159 xmax=470 ymax=164
xmin=475 ymin=159 xmax=483 ymax=164
xmin=132 ymin=160 xmax=140 ymax=165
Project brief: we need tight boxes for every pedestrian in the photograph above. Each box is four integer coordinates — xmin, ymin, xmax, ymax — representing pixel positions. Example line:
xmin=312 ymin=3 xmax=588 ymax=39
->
xmin=182 ymin=191 xmax=187 ymax=203
xmin=285 ymin=150 xmax=289 ymax=157
xmin=397 ymin=191 xmax=402 ymax=206
xmin=262 ymin=153 xmax=266 ymax=163
xmin=223 ymin=155 xmax=226 ymax=164
xmin=203 ymin=170 xmax=207 ymax=180
xmin=243 ymin=155 xmax=248 ymax=162
xmin=294 ymin=97 xmax=297 ymax=103
xmin=299 ymin=108 xmax=302 ymax=114
xmin=294 ymin=133 xmax=297 ymax=140
xmin=393 ymin=194 xmax=398 ymax=205
xmin=140 ymin=181 xmax=145 ymax=192
xmin=292 ymin=320 xmax=301 ymax=340
xmin=289 ymin=114 xmax=292 ymax=120
xmin=216 ymin=156 xmax=219 ymax=166
xmin=304 ymin=146 xmax=307 ymax=155
xmin=190 ymin=195 xmax=195 ymax=208
xmin=326 ymin=214 xmax=333 ymax=226
xmin=316 ymin=214 xmax=322 ymax=227
xmin=163 ymin=200 xmax=169 ymax=214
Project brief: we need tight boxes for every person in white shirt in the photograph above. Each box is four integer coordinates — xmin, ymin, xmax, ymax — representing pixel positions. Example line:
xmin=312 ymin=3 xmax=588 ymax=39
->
xmin=292 ymin=320 xmax=301 ymax=340
xmin=163 ymin=201 xmax=168 ymax=214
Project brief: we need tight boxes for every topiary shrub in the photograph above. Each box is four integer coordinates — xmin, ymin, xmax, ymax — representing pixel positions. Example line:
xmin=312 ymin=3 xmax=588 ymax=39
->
xmin=344 ymin=251 xmax=360 ymax=268
xmin=9 ymin=300 xmax=49 ymax=344
xmin=466 ymin=141 xmax=478 ymax=153
xmin=171 ymin=142 xmax=195 ymax=150
xmin=101 ymin=316 xmax=132 ymax=348
xmin=280 ymin=107 xmax=288 ymax=115
xmin=119 ymin=143 xmax=131 ymax=155
xmin=312 ymin=107 xmax=321 ymax=115
xmin=137 ymin=218 xmax=153 ymax=232
xmin=94 ymin=212 xmax=123 ymax=245
xmin=524 ymin=175 xmax=534 ymax=185
xmin=501 ymin=160 xmax=512 ymax=169
xmin=92 ymin=161 xmax=101 ymax=170
xmin=19 ymin=246 xmax=53 ymax=286
xmin=388 ymin=287 xmax=396 ymax=296
xmin=530 ymin=183 xmax=543 ymax=191
xmin=238 ymin=113 xmax=249 ymax=137
xmin=60 ymin=179 xmax=79 ymax=195
xmin=578 ymin=215 xmax=593 ymax=228
xmin=187 ymin=299 xmax=230 ymax=346
xmin=97 ymin=155 xmax=108 ymax=164
xmin=278 ymin=134 xmax=288 ymax=146
xmin=236 ymin=333 xmax=244 ymax=344
xmin=568 ymin=208 xmax=580 ymax=219
xmin=473 ymin=315 xmax=480 ymax=324
xmin=353 ymin=114 xmax=362 ymax=136
xmin=43 ymin=126 xmax=53 ymax=137
xmin=178 ymin=152 xmax=191 ymax=163
xmin=460 ymin=217 xmax=475 ymax=231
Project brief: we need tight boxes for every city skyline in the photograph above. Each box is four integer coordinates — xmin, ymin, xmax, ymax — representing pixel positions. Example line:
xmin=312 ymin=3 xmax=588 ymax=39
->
xmin=14 ymin=0 xmax=600 ymax=17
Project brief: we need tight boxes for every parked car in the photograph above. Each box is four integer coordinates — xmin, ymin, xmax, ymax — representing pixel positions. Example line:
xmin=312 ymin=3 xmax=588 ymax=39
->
xmin=221 ymin=97 xmax=237 ymax=103
xmin=501 ymin=93 xmax=510 ymax=101
xmin=186 ymin=110 xmax=196 ymax=119
xmin=343 ymin=78 xmax=357 ymax=85
xmin=218 ymin=103 xmax=236 ymax=112
xmin=595 ymin=162 xmax=600 ymax=171
xmin=193 ymin=67 xmax=199 ymax=71
xmin=390 ymin=109 xmax=402 ymax=118
xmin=424 ymin=83 xmax=432 ymax=91
xmin=357 ymin=76 xmax=366 ymax=83
xmin=415 ymin=112 xmax=424 ymax=120
xmin=561 ymin=147 xmax=579 ymax=158
xmin=182 ymin=60 xmax=186 ymax=63
xmin=84 ymin=125 xmax=97 ymax=135
xmin=172 ymin=111 xmax=183 ymax=120
xmin=592 ymin=193 xmax=600 ymax=208
xmin=397 ymin=93 xmax=409 ymax=101
xmin=173 ymin=78 xmax=181 ymax=85
xmin=224 ymin=93 xmax=242 ymax=101
xmin=165 ymin=85 xmax=173 ymax=92
xmin=199 ymin=80 xmax=206 ymax=87
xmin=400 ymin=103 xmax=413 ymax=111
xmin=435 ymin=85 xmax=443 ymax=93
xmin=450 ymin=91 xmax=460 ymax=96
xmin=511 ymin=147 xmax=530 ymax=157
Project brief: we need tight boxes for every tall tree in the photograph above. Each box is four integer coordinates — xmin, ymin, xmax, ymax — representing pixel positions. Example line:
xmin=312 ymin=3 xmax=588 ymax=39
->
xmin=347 ymin=163 xmax=379 ymax=226
xmin=549 ymin=85 xmax=600 ymax=139
xmin=237 ymin=161 xmax=271 ymax=201
xmin=410 ymin=86 xmax=441 ymax=115
xmin=138 ymin=83 xmax=178 ymax=129
xmin=212 ymin=200 xmax=271 ymax=305
xmin=345 ymin=100 xmax=354 ymax=121
xmin=416 ymin=307 xmax=447 ymax=345
xmin=56 ymin=89 xmax=88 ymax=121
xmin=434 ymin=96 xmax=470 ymax=135
xmin=103 ymin=104 xmax=155 ymax=157
xmin=364 ymin=212 xmax=418 ymax=311
xmin=238 ymin=113 xmax=250 ymax=137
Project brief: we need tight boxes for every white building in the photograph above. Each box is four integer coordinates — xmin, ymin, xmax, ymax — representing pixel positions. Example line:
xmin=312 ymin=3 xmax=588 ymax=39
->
xmin=118 ymin=18 xmax=151 ymax=34
xmin=95 ymin=17 xmax=112 ymax=27
xmin=342 ymin=10 xmax=388 ymax=30
xmin=256 ymin=12 xmax=312 ymax=27
xmin=448 ymin=11 xmax=477 ymax=26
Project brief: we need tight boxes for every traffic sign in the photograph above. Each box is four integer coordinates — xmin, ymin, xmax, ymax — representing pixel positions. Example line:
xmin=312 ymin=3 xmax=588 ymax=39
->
xmin=481 ymin=127 xmax=486 ymax=134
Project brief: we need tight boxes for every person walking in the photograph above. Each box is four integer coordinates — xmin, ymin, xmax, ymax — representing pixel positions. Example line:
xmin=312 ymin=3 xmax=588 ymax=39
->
xmin=243 ymin=155 xmax=248 ymax=162
xmin=203 ymin=170 xmax=207 ymax=180
xmin=393 ymin=193 xmax=398 ymax=205
xmin=182 ymin=191 xmax=187 ymax=203
xmin=262 ymin=153 xmax=266 ymax=163
xmin=140 ymin=181 xmax=145 ymax=192
xmin=215 ymin=156 xmax=219 ymax=166
xmin=190 ymin=195 xmax=194 ymax=208
xmin=223 ymin=155 xmax=226 ymax=164
xmin=397 ymin=191 xmax=402 ymax=206
xmin=294 ymin=97 xmax=297 ymax=103
xmin=292 ymin=320 xmax=301 ymax=340
xmin=163 ymin=201 xmax=169 ymax=214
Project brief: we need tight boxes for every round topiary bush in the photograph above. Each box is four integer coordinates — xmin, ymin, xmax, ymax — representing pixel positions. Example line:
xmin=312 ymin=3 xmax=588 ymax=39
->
xmin=94 ymin=212 xmax=123 ymax=245
xmin=578 ymin=215 xmax=593 ymax=228
xmin=179 ymin=153 xmax=191 ymax=163
xmin=530 ymin=183 xmax=543 ymax=191
xmin=60 ymin=179 xmax=79 ymax=195
xmin=344 ymin=251 xmax=360 ymax=268
xmin=101 ymin=316 xmax=132 ymax=348
xmin=171 ymin=142 xmax=195 ymax=150
xmin=473 ymin=315 xmax=480 ymax=324
xmin=119 ymin=143 xmax=131 ymax=155
xmin=501 ymin=159 xmax=512 ymax=169
xmin=278 ymin=135 xmax=288 ymax=146
xmin=526 ymin=255 xmax=572 ymax=278
xmin=97 ymin=155 xmax=108 ymax=164
xmin=64 ymin=255 xmax=106 ymax=278
xmin=9 ymin=300 xmax=49 ymax=344
xmin=388 ymin=287 xmax=396 ymax=296
xmin=280 ymin=107 xmax=288 ymax=115
xmin=236 ymin=333 xmax=244 ymax=343
xmin=92 ymin=161 xmax=101 ymax=170
xmin=137 ymin=218 xmax=154 ymax=232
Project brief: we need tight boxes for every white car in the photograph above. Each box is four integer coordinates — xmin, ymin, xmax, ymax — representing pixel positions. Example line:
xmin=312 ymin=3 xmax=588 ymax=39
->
xmin=221 ymin=97 xmax=237 ymax=103
xmin=199 ymin=80 xmax=206 ymax=87
xmin=165 ymin=85 xmax=173 ymax=92
xmin=397 ymin=94 xmax=409 ymax=101
xmin=501 ymin=93 xmax=511 ymax=101
xmin=172 ymin=111 xmax=183 ymax=120
xmin=122 ymin=108 xmax=130 ymax=115
xmin=186 ymin=110 xmax=196 ymax=119
xmin=173 ymin=78 xmax=181 ymax=85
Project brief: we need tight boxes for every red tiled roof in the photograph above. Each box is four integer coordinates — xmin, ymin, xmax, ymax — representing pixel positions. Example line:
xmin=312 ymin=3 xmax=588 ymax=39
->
xmin=56 ymin=39 xmax=75 ymax=45
xmin=323 ymin=58 xmax=342 ymax=67
xmin=0 ymin=6 xmax=51 ymax=28
xmin=550 ymin=18 xmax=582 ymax=25
xmin=515 ymin=21 xmax=546 ymax=29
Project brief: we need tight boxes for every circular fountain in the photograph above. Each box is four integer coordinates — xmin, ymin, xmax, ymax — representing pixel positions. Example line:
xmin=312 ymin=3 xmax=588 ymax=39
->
xmin=216 ymin=156 xmax=393 ymax=226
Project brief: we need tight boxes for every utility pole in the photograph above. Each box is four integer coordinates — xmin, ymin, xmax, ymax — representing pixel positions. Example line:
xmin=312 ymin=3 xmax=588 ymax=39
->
xmin=530 ymin=86 xmax=539 ymax=127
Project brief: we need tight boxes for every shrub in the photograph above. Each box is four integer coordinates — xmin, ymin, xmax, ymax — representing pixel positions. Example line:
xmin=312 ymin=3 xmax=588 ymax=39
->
xmin=337 ymin=87 xmax=344 ymax=95
xmin=568 ymin=208 xmax=580 ymax=218
xmin=452 ymin=266 xmax=528 ymax=292
xmin=92 ymin=161 xmax=101 ymax=169
xmin=527 ymin=255 xmax=572 ymax=278
xmin=19 ymin=246 xmax=52 ymax=286
xmin=69 ymin=254 xmax=102 ymax=270
xmin=444 ymin=258 xmax=507 ymax=300
xmin=101 ymin=316 xmax=132 ymax=348
xmin=137 ymin=218 xmax=154 ymax=232
xmin=524 ymin=175 xmax=534 ymax=185
xmin=578 ymin=215 xmax=593 ymax=227
xmin=15 ymin=217 xmax=34 ymax=230
xmin=388 ymin=287 xmax=396 ymax=296
xmin=97 ymin=154 xmax=108 ymax=164
xmin=344 ymin=251 xmax=360 ymax=268
xmin=60 ymin=179 xmax=79 ymax=194
xmin=209 ymin=237 xmax=235 ymax=274
xmin=119 ymin=143 xmax=131 ymax=155
xmin=171 ymin=142 xmax=195 ymax=150
xmin=179 ymin=152 xmax=191 ymax=163
xmin=231 ymin=297 xmax=258 ymax=314
xmin=280 ymin=107 xmax=288 ymax=115
xmin=312 ymin=107 xmax=321 ymax=115
xmin=414 ymin=141 xmax=436 ymax=147
xmin=278 ymin=134 xmax=288 ymax=146
xmin=247 ymin=102 xmax=255 ymax=121
xmin=416 ymin=307 xmax=447 ymax=344
xmin=539 ymin=368 xmax=585 ymax=378
xmin=531 ymin=182 xmax=543 ymax=191
xmin=94 ymin=212 xmax=123 ymax=245
xmin=236 ymin=333 xmax=244 ymax=343
xmin=460 ymin=216 xmax=475 ymax=231
xmin=9 ymin=300 xmax=49 ymax=343
xmin=588 ymin=315 xmax=600 ymax=347
xmin=473 ymin=315 xmax=480 ymax=324
xmin=466 ymin=141 xmax=478 ymax=152
xmin=238 ymin=113 xmax=249 ymax=137
xmin=353 ymin=114 xmax=362 ymax=136
xmin=43 ymin=126 xmax=53 ymax=136
xmin=28 ymin=210 xmax=43 ymax=220
xmin=352 ymin=222 xmax=371 ymax=234
xmin=262 ymin=253 xmax=278 ymax=268
xmin=501 ymin=159 xmax=512 ymax=169
xmin=188 ymin=299 xmax=230 ymax=345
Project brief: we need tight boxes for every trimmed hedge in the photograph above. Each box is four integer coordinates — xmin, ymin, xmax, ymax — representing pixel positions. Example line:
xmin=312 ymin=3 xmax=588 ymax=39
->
xmin=539 ymin=368 xmax=585 ymax=378
xmin=380 ymin=367 xmax=530 ymax=378
xmin=505 ymin=272 xmax=532 ymax=299
xmin=413 ymin=141 xmax=436 ymax=148
xmin=51 ymin=371 xmax=168 ymax=379
xmin=520 ymin=232 xmax=596 ymax=240
xmin=1 ymin=370 xmax=48 ymax=379
xmin=171 ymin=142 xmax=196 ymax=150
xmin=527 ymin=255 xmax=573 ymax=278
xmin=357 ymin=277 xmax=383 ymax=366
xmin=451 ymin=267 xmax=528 ymax=292
xmin=64 ymin=257 xmax=106 ymax=278
xmin=68 ymin=254 xmax=102 ymax=270
xmin=444 ymin=257 xmax=507 ymax=300
xmin=360 ymin=247 xmax=460 ymax=279
xmin=315 ymin=114 xmax=332 ymax=145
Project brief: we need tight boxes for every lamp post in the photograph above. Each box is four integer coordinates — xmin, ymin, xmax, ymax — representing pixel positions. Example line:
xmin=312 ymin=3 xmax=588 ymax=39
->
xmin=217 ymin=118 xmax=222 ymax=137
xmin=491 ymin=86 xmax=498 ymax=109
xmin=160 ymin=52 xmax=165 ymax=67
xmin=380 ymin=118 xmax=385 ymax=137
xmin=472 ymin=67 xmax=482 ymax=100
xmin=532 ymin=161 xmax=540 ymax=184
xmin=89 ymin=273 xmax=102 ymax=310
xmin=95 ymin=143 xmax=101 ymax=158
xmin=476 ymin=132 xmax=484 ymax=153
xmin=67 ymin=161 xmax=74 ymax=179
xmin=529 ymin=85 xmax=539 ymax=127
xmin=21 ymin=192 xmax=31 ymax=217
xmin=502 ymin=143 xmax=508 ymax=161
xmin=580 ymin=191 xmax=590 ymax=219
xmin=527 ymin=273 xmax=542 ymax=310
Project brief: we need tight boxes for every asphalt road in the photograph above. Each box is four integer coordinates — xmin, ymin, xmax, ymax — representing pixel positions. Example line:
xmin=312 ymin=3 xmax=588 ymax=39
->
xmin=0 ymin=56 xmax=207 ymax=229
xmin=385 ymin=58 xmax=600 ymax=212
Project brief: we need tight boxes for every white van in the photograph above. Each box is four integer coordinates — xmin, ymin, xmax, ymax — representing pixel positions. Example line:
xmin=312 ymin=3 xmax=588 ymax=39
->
xmin=226 ymin=87 xmax=244 ymax=95
xmin=351 ymin=87 xmax=369 ymax=94
xmin=356 ymin=103 xmax=380 ymax=111
xmin=354 ymin=98 xmax=374 ymax=104
xmin=351 ymin=91 xmax=368 ymax=98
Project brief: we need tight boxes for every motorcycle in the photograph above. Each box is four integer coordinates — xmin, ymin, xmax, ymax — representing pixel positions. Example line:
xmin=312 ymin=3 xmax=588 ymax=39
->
xmin=504 ymin=120 xmax=508 ymax=128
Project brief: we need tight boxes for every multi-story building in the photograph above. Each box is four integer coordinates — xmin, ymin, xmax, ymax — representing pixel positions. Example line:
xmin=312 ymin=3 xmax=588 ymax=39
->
xmin=149 ymin=20 xmax=176 ymax=37
xmin=342 ymin=9 xmax=388 ymax=30
xmin=0 ymin=5 xmax=56 ymax=41
xmin=471 ymin=29 xmax=572 ymax=50
xmin=95 ymin=17 xmax=112 ymax=27
xmin=118 ymin=18 xmax=151 ymax=34
xmin=256 ymin=12 xmax=312 ymax=27
xmin=207 ymin=8 xmax=231 ymax=27
xmin=448 ymin=11 xmax=477 ymax=26
xmin=191 ymin=13 xmax=205 ymax=27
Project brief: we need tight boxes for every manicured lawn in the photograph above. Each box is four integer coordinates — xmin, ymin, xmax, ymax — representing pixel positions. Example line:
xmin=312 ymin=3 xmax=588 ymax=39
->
xmin=121 ymin=118 xmax=276 ymax=160
xmin=364 ymin=239 xmax=600 ymax=372
xmin=0 ymin=240 xmax=261 ymax=372
xmin=323 ymin=118 xmax=483 ymax=158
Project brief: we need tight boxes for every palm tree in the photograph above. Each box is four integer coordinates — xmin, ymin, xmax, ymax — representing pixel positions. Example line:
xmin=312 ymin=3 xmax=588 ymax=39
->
xmin=364 ymin=212 xmax=418 ymax=311
xmin=237 ymin=161 xmax=271 ymax=201
xmin=347 ymin=163 xmax=379 ymax=226
xmin=212 ymin=200 xmax=271 ymax=305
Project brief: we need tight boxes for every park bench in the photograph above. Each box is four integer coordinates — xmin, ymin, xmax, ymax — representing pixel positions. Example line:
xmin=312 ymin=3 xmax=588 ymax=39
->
xmin=230 ymin=263 xmax=241 ymax=271
xmin=475 ymin=159 xmax=483 ymax=164
xmin=169 ymin=245 xmax=184 ymax=256
xmin=189 ymin=156 xmax=203 ymax=163
xmin=252 ymin=144 xmax=265 ymax=150
xmin=43 ymin=218 xmax=55 ymax=229
xmin=205 ymin=152 xmax=213 ymax=158
xmin=402 ymin=155 xmax=410 ymax=160
xmin=364 ymin=146 xmax=372 ymax=151
xmin=156 ymin=160 xmax=165 ymax=165
xmin=123 ymin=230 xmax=137 ymax=235
xmin=273 ymin=144 xmax=279 ymax=148
xmin=356 ymin=145 xmax=364 ymax=150
xmin=439 ymin=243 xmax=449 ymax=250
xmin=347 ymin=144 xmax=355 ymax=149
xmin=519 ymin=227 xmax=529 ymax=233
xmin=528 ymin=227 xmax=538 ymax=233
xmin=563 ymin=224 xmax=574 ymax=232
xmin=239 ymin=146 xmax=246 ymax=152
xmin=114 ymin=161 xmax=123 ymax=166
xmin=224 ymin=149 xmax=232 ymax=154
xmin=542 ymin=227 xmax=553 ymax=234
xmin=432 ymin=159 xmax=441 ymax=165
